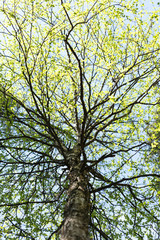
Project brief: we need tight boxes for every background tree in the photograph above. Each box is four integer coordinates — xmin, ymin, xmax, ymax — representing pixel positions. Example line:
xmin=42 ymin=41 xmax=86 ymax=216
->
xmin=0 ymin=0 xmax=160 ymax=239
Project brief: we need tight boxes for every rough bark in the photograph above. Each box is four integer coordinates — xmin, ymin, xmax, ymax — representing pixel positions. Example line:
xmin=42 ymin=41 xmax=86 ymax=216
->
xmin=60 ymin=149 xmax=90 ymax=240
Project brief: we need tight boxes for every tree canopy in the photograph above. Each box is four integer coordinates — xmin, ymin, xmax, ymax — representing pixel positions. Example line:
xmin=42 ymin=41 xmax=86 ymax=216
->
xmin=0 ymin=0 xmax=160 ymax=239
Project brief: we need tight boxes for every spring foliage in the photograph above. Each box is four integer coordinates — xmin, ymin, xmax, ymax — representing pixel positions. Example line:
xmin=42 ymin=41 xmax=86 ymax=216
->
xmin=0 ymin=0 xmax=160 ymax=239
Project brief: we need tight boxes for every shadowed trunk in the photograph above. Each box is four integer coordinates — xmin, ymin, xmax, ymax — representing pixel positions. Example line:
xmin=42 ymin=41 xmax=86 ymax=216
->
xmin=60 ymin=150 xmax=90 ymax=240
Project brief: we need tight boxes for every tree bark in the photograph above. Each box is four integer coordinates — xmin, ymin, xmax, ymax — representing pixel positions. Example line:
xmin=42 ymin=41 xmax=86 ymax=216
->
xmin=60 ymin=150 xmax=90 ymax=240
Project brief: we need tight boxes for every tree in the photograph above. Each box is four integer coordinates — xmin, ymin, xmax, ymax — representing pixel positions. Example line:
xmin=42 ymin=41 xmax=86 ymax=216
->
xmin=0 ymin=0 xmax=160 ymax=239
xmin=145 ymin=99 xmax=160 ymax=195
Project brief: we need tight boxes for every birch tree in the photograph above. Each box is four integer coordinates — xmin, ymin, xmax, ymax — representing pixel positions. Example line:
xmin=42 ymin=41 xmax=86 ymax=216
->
xmin=0 ymin=0 xmax=160 ymax=239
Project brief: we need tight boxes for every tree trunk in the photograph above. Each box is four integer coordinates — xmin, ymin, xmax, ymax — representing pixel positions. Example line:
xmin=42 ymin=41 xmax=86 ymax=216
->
xmin=60 ymin=150 xmax=90 ymax=240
